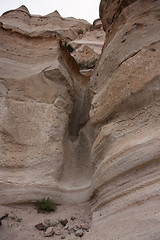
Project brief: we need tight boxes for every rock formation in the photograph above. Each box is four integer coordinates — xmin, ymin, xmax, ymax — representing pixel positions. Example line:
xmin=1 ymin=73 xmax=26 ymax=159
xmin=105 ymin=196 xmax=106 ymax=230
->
xmin=0 ymin=5 xmax=90 ymax=41
xmin=93 ymin=18 xmax=103 ymax=30
xmin=0 ymin=1 xmax=160 ymax=239
xmin=70 ymin=29 xmax=105 ymax=74
xmin=0 ymin=6 xmax=92 ymax=204
xmin=84 ymin=0 xmax=160 ymax=239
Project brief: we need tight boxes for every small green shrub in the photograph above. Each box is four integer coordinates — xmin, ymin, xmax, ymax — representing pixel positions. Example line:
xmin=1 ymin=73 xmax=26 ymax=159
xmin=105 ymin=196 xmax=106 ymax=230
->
xmin=36 ymin=197 xmax=57 ymax=212
xmin=64 ymin=41 xmax=74 ymax=53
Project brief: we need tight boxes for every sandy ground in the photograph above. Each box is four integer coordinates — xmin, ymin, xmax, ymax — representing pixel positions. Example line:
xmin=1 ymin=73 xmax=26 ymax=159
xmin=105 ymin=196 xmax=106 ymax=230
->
xmin=0 ymin=202 xmax=91 ymax=240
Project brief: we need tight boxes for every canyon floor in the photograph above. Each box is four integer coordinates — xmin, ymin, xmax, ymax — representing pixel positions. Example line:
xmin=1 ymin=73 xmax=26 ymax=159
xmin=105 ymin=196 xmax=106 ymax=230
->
xmin=0 ymin=202 xmax=91 ymax=240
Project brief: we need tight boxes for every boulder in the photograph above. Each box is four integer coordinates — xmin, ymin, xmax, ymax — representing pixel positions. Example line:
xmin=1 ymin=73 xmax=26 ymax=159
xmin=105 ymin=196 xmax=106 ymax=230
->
xmin=93 ymin=18 xmax=103 ymax=30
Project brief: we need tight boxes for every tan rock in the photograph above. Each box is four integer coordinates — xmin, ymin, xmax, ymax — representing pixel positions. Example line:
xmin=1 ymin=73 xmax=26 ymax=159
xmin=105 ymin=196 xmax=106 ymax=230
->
xmin=0 ymin=5 xmax=90 ymax=41
xmin=44 ymin=227 xmax=54 ymax=237
xmin=84 ymin=0 xmax=160 ymax=239
xmin=0 ymin=6 xmax=91 ymax=205
xmin=0 ymin=1 xmax=160 ymax=240
xmin=70 ymin=29 xmax=105 ymax=73
xmin=93 ymin=18 xmax=103 ymax=30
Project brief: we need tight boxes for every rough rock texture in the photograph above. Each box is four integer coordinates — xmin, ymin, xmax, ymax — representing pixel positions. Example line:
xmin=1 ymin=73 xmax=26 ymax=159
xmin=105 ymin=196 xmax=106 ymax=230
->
xmin=93 ymin=18 xmax=103 ymax=30
xmin=0 ymin=5 xmax=90 ymax=41
xmin=0 ymin=1 xmax=160 ymax=240
xmin=0 ymin=6 xmax=92 ymax=205
xmin=70 ymin=29 xmax=105 ymax=73
xmin=84 ymin=0 xmax=160 ymax=239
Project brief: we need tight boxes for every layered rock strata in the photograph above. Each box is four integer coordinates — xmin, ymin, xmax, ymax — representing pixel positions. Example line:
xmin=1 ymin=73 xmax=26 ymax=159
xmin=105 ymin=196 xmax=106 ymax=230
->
xmin=0 ymin=6 xmax=92 ymax=205
xmin=70 ymin=29 xmax=105 ymax=73
xmin=0 ymin=1 xmax=160 ymax=239
xmin=0 ymin=5 xmax=90 ymax=41
xmin=84 ymin=0 xmax=160 ymax=239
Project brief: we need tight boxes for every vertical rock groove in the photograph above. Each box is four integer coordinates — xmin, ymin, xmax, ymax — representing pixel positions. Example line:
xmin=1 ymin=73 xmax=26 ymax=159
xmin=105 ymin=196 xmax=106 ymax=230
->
xmin=0 ymin=1 xmax=160 ymax=239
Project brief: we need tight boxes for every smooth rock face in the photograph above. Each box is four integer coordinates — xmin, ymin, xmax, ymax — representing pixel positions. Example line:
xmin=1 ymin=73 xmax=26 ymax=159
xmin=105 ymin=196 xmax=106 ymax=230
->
xmin=84 ymin=0 xmax=160 ymax=239
xmin=0 ymin=2 xmax=160 ymax=240
xmin=0 ymin=6 xmax=92 ymax=205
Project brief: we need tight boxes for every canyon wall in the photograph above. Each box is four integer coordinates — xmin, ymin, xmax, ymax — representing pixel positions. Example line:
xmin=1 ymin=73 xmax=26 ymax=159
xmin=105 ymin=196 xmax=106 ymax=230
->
xmin=0 ymin=6 xmax=92 ymax=204
xmin=0 ymin=1 xmax=160 ymax=239
xmin=84 ymin=0 xmax=160 ymax=239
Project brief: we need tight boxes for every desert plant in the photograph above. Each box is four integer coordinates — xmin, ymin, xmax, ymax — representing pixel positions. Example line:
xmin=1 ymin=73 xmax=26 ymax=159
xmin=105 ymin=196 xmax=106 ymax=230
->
xmin=64 ymin=41 xmax=74 ymax=53
xmin=36 ymin=197 xmax=57 ymax=212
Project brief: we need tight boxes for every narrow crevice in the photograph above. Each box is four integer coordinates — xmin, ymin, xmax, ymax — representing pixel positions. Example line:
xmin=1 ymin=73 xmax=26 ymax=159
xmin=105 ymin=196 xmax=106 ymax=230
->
xmin=58 ymin=43 xmax=95 ymax=189
xmin=59 ymin=43 xmax=91 ymax=139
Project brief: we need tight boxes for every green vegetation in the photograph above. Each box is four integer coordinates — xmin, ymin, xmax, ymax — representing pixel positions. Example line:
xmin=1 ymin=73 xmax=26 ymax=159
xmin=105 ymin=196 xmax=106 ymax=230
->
xmin=64 ymin=41 xmax=74 ymax=53
xmin=36 ymin=197 xmax=57 ymax=212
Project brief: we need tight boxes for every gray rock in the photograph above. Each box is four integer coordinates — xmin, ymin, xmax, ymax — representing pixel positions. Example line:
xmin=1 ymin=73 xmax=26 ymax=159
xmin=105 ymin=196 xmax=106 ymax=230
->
xmin=68 ymin=227 xmax=76 ymax=234
xmin=59 ymin=219 xmax=68 ymax=227
xmin=75 ymin=229 xmax=84 ymax=237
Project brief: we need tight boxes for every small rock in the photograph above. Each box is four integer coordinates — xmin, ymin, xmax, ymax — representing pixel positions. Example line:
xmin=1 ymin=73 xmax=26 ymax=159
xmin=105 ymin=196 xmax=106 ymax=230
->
xmin=75 ymin=229 xmax=84 ymax=237
xmin=80 ymin=223 xmax=89 ymax=231
xmin=75 ymin=224 xmax=80 ymax=230
xmin=59 ymin=219 xmax=68 ymax=227
xmin=35 ymin=223 xmax=45 ymax=231
xmin=71 ymin=216 xmax=76 ymax=221
xmin=68 ymin=227 xmax=75 ymax=234
xmin=44 ymin=227 xmax=54 ymax=237
xmin=61 ymin=236 xmax=65 ymax=239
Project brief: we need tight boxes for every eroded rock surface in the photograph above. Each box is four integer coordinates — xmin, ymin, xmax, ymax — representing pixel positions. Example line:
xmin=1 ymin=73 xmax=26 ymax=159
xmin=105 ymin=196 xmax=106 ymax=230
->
xmin=0 ymin=6 xmax=92 ymax=205
xmin=0 ymin=1 xmax=160 ymax=240
xmin=84 ymin=0 xmax=160 ymax=239
xmin=0 ymin=5 xmax=90 ymax=41
xmin=70 ymin=29 xmax=105 ymax=74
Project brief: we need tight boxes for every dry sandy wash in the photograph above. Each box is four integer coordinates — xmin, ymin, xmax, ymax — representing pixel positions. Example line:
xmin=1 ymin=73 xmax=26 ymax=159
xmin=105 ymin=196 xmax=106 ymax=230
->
xmin=0 ymin=1 xmax=160 ymax=240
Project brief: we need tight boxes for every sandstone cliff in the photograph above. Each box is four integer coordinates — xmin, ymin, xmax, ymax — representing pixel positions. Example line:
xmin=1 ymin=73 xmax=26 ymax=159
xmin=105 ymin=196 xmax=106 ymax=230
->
xmin=0 ymin=5 xmax=92 ymax=204
xmin=84 ymin=0 xmax=160 ymax=239
xmin=0 ymin=1 xmax=160 ymax=240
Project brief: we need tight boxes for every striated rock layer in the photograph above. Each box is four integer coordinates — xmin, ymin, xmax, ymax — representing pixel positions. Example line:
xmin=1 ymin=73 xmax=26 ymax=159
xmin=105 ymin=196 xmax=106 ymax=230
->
xmin=0 ymin=1 xmax=160 ymax=239
xmin=0 ymin=6 xmax=92 ymax=205
xmin=70 ymin=28 xmax=105 ymax=73
xmin=0 ymin=5 xmax=90 ymax=41
xmin=84 ymin=0 xmax=160 ymax=239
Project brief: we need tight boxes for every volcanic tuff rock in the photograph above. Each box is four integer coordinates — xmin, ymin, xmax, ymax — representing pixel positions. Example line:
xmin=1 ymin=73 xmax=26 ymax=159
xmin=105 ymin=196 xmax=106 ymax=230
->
xmin=70 ymin=29 xmax=105 ymax=73
xmin=0 ymin=5 xmax=90 ymax=41
xmin=0 ymin=1 xmax=160 ymax=240
xmin=84 ymin=0 xmax=160 ymax=239
xmin=93 ymin=18 xmax=103 ymax=30
xmin=0 ymin=5 xmax=92 ymax=204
